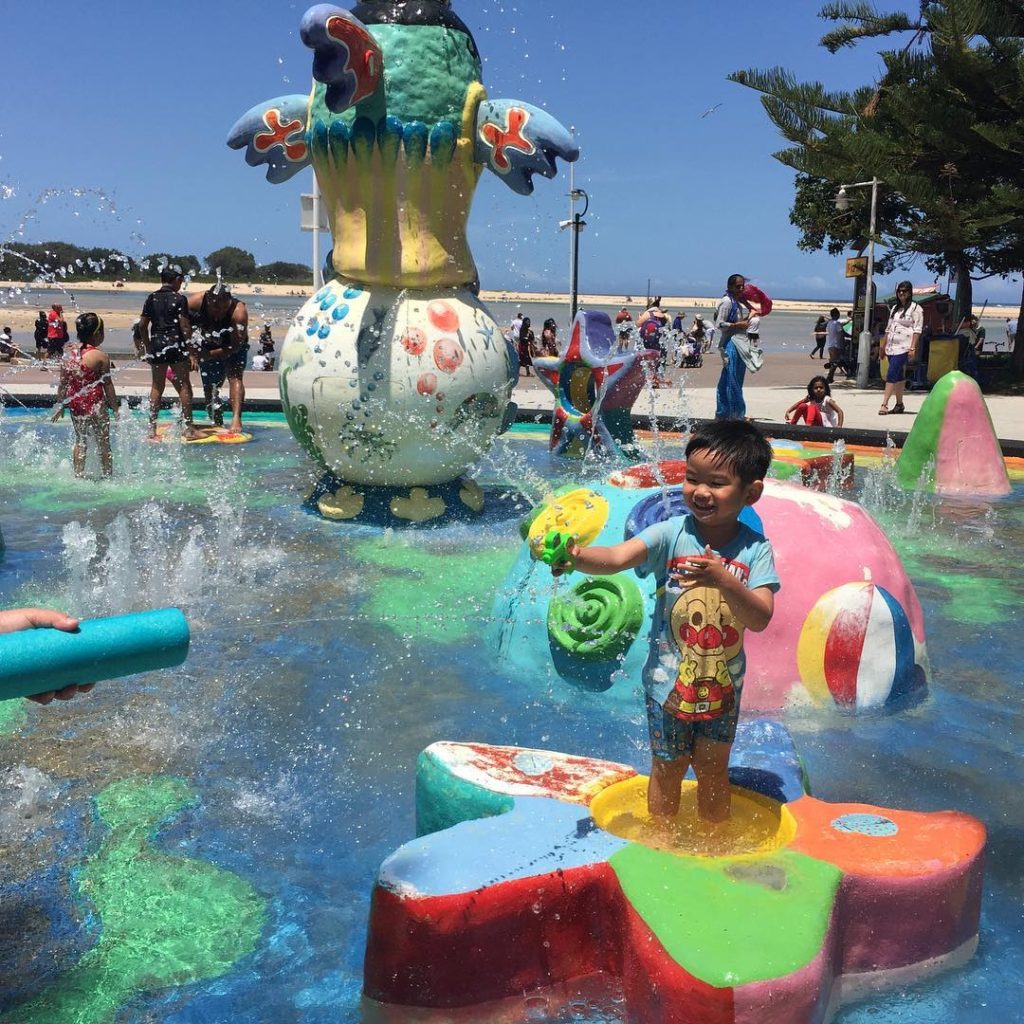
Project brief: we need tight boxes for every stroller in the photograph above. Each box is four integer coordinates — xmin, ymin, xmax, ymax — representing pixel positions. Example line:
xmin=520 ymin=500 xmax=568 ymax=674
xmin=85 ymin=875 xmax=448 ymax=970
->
xmin=680 ymin=336 xmax=703 ymax=368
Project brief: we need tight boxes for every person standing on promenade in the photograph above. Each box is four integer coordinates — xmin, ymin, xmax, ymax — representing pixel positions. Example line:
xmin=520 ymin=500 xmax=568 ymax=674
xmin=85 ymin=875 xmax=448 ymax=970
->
xmin=879 ymin=281 xmax=922 ymax=416
xmin=811 ymin=316 xmax=827 ymax=359
xmin=188 ymin=285 xmax=249 ymax=432
xmin=138 ymin=267 xmax=199 ymax=439
xmin=34 ymin=311 xmax=48 ymax=357
xmin=539 ymin=318 xmax=558 ymax=356
xmin=508 ymin=310 xmax=524 ymax=346
xmin=46 ymin=304 xmax=68 ymax=359
xmin=50 ymin=312 xmax=119 ymax=478
xmin=714 ymin=274 xmax=753 ymax=419
xmin=517 ymin=316 xmax=536 ymax=376
xmin=824 ymin=308 xmax=844 ymax=384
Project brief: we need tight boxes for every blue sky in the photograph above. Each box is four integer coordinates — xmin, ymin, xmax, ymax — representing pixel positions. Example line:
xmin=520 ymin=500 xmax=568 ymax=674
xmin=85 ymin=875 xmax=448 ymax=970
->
xmin=1 ymin=0 xmax=1018 ymax=305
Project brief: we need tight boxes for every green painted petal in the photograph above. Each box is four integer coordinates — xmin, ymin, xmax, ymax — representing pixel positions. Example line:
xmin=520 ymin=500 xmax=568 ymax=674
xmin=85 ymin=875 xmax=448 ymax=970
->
xmin=609 ymin=844 xmax=840 ymax=987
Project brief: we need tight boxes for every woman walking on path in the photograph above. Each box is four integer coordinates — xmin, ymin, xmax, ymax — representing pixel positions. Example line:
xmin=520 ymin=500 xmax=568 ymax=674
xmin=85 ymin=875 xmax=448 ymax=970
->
xmin=714 ymin=274 xmax=762 ymax=420
xmin=879 ymin=280 xmax=922 ymax=415
xmin=811 ymin=316 xmax=827 ymax=359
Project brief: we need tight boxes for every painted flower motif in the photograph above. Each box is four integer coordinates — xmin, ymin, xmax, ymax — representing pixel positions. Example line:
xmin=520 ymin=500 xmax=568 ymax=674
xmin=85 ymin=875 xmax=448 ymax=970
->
xmin=363 ymin=722 xmax=985 ymax=1023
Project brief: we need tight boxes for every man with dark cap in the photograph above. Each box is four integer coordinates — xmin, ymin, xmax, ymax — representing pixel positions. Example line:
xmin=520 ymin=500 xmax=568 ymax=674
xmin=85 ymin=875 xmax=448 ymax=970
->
xmin=138 ymin=266 xmax=199 ymax=439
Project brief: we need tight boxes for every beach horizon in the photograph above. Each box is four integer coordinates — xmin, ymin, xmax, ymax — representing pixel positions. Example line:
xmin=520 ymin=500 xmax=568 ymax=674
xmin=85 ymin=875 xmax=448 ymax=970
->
xmin=1 ymin=278 xmax=1018 ymax=325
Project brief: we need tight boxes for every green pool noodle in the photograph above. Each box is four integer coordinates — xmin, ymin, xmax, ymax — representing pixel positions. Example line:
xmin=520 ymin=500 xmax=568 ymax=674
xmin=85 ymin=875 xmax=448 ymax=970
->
xmin=0 ymin=608 xmax=190 ymax=700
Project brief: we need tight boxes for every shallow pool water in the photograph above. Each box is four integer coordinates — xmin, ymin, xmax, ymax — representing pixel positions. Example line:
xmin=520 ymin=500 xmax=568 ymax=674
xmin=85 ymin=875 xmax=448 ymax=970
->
xmin=0 ymin=408 xmax=1021 ymax=1023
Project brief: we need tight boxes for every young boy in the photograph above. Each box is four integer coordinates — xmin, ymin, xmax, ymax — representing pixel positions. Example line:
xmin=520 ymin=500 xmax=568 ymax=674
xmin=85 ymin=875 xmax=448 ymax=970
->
xmin=550 ymin=420 xmax=779 ymax=823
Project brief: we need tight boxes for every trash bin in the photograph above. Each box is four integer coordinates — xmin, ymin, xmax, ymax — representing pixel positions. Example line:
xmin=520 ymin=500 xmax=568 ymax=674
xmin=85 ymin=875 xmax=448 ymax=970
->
xmin=927 ymin=336 xmax=959 ymax=383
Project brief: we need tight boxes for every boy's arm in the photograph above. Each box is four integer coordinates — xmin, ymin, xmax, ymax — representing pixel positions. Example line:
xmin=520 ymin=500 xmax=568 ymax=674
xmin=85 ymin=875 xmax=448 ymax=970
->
xmin=554 ymin=535 xmax=649 ymax=578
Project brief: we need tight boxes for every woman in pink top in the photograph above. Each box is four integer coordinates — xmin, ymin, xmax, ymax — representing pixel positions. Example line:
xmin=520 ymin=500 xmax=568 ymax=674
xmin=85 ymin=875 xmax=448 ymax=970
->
xmin=51 ymin=313 xmax=119 ymax=478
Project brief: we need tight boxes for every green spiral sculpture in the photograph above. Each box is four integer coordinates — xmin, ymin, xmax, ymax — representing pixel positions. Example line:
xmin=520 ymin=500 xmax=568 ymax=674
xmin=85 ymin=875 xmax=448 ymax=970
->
xmin=547 ymin=574 xmax=644 ymax=663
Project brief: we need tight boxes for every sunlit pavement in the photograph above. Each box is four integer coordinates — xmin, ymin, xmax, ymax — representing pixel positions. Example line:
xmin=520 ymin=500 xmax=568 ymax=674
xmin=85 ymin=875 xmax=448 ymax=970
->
xmin=3 ymin=352 xmax=1023 ymax=446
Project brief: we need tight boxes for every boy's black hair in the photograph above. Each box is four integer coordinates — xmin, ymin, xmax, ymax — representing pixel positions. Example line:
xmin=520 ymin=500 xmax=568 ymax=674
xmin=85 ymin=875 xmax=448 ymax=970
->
xmin=685 ymin=420 xmax=772 ymax=484
xmin=159 ymin=265 xmax=183 ymax=284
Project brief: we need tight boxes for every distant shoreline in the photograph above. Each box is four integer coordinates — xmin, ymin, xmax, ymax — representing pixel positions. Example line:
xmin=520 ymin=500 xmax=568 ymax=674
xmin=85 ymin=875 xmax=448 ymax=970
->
xmin=1 ymin=278 xmax=1017 ymax=321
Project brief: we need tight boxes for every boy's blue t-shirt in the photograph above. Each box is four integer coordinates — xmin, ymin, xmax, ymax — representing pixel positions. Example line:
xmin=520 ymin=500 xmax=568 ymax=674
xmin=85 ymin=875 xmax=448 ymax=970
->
xmin=635 ymin=514 xmax=780 ymax=713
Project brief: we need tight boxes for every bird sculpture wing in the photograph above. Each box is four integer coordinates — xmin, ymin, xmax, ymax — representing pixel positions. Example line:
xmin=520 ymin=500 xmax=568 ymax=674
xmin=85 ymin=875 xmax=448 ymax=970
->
xmin=300 ymin=4 xmax=382 ymax=113
xmin=227 ymin=95 xmax=312 ymax=183
xmin=474 ymin=99 xmax=580 ymax=195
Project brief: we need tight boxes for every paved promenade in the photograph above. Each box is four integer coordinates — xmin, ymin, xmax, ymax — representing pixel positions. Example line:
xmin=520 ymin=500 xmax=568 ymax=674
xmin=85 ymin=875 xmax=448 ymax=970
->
xmin=3 ymin=350 xmax=1022 ymax=450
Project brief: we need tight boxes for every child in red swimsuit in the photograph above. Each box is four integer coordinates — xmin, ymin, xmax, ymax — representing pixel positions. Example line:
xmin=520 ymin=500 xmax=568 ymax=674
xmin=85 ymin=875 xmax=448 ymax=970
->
xmin=51 ymin=313 xmax=119 ymax=477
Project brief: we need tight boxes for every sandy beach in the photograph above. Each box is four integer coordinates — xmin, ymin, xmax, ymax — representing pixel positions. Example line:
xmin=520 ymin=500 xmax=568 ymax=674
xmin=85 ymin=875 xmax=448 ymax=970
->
xmin=1 ymin=278 xmax=1018 ymax=334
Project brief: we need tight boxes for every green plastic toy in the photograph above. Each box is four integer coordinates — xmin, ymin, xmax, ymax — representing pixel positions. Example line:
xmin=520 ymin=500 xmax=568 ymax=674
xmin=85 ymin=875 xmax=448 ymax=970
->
xmin=539 ymin=530 xmax=576 ymax=572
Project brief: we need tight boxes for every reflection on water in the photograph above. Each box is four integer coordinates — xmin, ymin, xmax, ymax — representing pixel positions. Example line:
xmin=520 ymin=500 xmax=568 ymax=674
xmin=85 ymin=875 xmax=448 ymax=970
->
xmin=0 ymin=409 xmax=1021 ymax=1022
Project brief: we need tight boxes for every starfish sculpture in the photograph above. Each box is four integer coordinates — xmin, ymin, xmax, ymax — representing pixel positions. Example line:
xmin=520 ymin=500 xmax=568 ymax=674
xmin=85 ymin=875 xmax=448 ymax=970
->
xmin=534 ymin=310 xmax=659 ymax=457
xmin=364 ymin=721 xmax=984 ymax=1022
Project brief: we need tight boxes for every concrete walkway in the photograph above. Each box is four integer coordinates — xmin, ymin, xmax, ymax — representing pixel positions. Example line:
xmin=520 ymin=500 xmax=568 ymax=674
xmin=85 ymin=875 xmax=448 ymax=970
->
xmin=3 ymin=351 xmax=1022 ymax=451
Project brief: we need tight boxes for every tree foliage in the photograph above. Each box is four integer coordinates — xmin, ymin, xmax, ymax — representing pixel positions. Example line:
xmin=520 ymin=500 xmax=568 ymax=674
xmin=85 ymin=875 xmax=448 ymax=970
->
xmin=205 ymin=246 xmax=257 ymax=280
xmin=0 ymin=241 xmax=312 ymax=285
xmin=730 ymin=0 xmax=1024 ymax=359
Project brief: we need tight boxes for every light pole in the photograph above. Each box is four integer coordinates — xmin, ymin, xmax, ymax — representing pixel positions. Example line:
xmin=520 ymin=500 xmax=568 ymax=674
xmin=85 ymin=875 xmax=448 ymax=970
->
xmin=560 ymin=187 xmax=589 ymax=322
xmin=835 ymin=177 xmax=880 ymax=388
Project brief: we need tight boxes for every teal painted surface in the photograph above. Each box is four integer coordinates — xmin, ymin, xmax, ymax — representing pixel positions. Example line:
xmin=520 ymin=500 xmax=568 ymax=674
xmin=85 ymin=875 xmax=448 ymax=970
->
xmin=415 ymin=749 xmax=514 ymax=837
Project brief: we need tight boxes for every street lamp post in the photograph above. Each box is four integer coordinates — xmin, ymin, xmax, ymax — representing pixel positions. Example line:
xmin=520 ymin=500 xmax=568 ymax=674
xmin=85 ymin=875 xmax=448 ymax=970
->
xmin=560 ymin=187 xmax=589 ymax=322
xmin=835 ymin=177 xmax=880 ymax=389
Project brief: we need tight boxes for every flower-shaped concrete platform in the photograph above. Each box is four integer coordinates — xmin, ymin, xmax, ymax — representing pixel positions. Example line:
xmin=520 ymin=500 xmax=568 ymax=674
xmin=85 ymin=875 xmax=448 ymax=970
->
xmin=363 ymin=722 xmax=984 ymax=1023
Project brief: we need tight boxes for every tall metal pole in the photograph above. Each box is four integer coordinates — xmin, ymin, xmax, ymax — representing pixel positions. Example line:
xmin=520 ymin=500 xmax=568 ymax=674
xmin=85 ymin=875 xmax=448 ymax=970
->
xmin=570 ymin=212 xmax=581 ymax=322
xmin=567 ymin=126 xmax=576 ymax=321
xmin=857 ymin=176 xmax=878 ymax=388
xmin=312 ymin=170 xmax=323 ymax=291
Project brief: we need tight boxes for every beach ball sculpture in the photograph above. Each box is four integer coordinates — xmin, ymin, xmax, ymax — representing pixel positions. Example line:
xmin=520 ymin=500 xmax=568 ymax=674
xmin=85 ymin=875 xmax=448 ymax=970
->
xmin=533 ymin=310 xmax=660 ymax=458
xmin=228 ymin=1 xmax=579 ymax=520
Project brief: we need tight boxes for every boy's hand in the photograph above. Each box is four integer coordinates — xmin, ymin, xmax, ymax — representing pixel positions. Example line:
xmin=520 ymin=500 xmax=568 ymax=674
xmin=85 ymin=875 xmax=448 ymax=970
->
xmin=50 ymin=405 xmax=64 ymax=422
xmin=678 ymin=545 xmax=728 ymax=588
xmin=550 ymin=542 xmax=580 ymax=578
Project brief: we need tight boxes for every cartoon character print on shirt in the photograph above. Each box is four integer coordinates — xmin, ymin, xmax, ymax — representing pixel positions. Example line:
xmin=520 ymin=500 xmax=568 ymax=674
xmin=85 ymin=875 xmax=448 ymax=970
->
xmin=664 ymin=581 xmax=743 ymax=721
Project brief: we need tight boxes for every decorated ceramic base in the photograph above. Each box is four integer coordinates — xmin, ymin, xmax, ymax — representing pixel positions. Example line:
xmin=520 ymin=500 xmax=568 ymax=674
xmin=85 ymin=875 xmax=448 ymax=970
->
xmin=278 ymin=280 xmax=516 ymax=487
xmin=308 ymin=471 xmax=500 ymax=525
xmin=363 ymin=726 xmax=985 ymax=1023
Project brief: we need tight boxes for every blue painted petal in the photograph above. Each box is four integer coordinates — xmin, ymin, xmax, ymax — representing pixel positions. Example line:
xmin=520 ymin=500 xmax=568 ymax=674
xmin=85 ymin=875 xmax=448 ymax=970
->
xmin=226 ymin=95 xmax=312 ymax=184
xmin=377 ymin=796 xmax=627 ymax=897
xmin=474 ymin=99 xmax=580 ymax=196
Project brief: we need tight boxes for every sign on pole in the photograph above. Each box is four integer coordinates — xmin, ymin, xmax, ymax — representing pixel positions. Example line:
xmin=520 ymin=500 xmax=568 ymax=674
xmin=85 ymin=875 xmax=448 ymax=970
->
xmin=300 ymin=194 xmax=330 ymax=232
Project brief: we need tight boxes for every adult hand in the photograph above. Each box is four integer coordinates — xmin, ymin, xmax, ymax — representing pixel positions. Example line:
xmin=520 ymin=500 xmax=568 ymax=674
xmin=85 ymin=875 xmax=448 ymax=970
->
xmin=50 ymin=405 xmax=64 ymax=422
xmin=0 ymin=608 xmax=95 ymax=704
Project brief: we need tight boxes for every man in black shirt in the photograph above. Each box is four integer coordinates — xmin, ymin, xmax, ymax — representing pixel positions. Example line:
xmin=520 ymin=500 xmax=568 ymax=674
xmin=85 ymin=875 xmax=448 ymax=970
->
xmin=138 ymin=267 xmax=199 ymax=439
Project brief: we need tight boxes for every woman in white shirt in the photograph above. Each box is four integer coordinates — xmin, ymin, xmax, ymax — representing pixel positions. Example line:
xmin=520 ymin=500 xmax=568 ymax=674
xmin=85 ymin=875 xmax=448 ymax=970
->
xmin=880 ymin=281 xmax=923 ymax=415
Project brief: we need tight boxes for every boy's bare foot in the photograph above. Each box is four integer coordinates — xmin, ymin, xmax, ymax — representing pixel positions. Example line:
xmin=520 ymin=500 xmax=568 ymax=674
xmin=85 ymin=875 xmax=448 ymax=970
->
xmin=182 ymin=426 xmax=203 ymax=441
xmin=228 ymin=421 xmax=243 ymax=434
